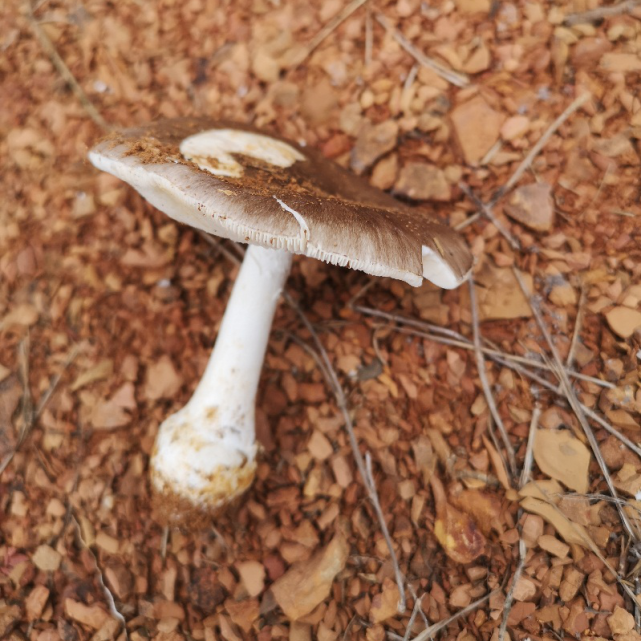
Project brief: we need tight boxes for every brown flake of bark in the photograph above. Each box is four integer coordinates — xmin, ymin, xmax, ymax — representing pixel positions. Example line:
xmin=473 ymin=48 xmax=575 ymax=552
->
xmin=270 ymin=533 xmax=349 ymax=620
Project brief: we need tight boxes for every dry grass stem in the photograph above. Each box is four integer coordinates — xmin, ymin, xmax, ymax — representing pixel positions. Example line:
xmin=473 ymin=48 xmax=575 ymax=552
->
xmin=458 ymin=182 xmax=521 ymax=250
xmin=72 ymin=513 xmax=128 ymax=638
xmin=492 ymin=93 xmax=591 ymax=202
xmin=520 ymin=406 xmax=540 ymax=488
xmin=284 ymin=291 xmax=407 ymax=613
xmin=402 ymin=597 xmax=423 ymax=641
xmin=27 ymin=2 xmax=111 ymax=132
xmin=353 ymin=305 xmax=615 ymax=389
xmin=498 ymin=539 xmax=526 ymax=641
xmin=512 ymin=268 xmax=639 ymax=542
xmin=564 ymin=0 xmax=641 ymax=25
xmin=454 ymin=211 xmax=481 ymax=231
xmin=374 ymin=13 xmax=470 ymax=87
xmin=293 ymin=0 xmax=371 ymax=67
xmin=35 ymin=343 xmax=80 ymax=418
xmin=469 ymin=277 xmax=517 ymax=479
xmin=411 ymin=589 xmax=499 ymax=641
xmin=566 ymin=286 xmax=586 ymax=370
xmin=365 ymin=5 xmax=373 ymax=67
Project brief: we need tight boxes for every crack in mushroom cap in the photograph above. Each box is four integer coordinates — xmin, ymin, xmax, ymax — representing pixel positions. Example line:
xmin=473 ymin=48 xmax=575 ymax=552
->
xmin=89 ymin=118 xmax=472 ymax=288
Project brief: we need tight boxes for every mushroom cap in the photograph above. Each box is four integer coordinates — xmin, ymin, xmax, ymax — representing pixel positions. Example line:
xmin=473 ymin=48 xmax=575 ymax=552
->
xmin=89 ymin=118 xmax=472 ymax=288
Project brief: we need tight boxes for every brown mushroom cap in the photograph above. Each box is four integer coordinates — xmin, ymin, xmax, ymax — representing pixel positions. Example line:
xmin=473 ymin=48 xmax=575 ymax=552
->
xmin=89 ymin=118 xmax=472 ymax=287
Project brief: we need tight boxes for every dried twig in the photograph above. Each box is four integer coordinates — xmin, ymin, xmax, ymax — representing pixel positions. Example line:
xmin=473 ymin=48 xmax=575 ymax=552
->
xmin=284 ymin=291 xmax=407 ymax=613
xmin=459 ymin=183 xmax=521 ymax=251
xmin=512 ymin=268 xmax=638 ymax=542
xmin=410 ymin=589 xmax=499 ymax=641
xmin=469 ymin=277 xmax=517 ymax=479
xmin=564 ymin=0 xmax=641 ymax=25
xmin=27 ymin=1 xmax=111 ymax=132
xmin=71 ymin=512 xmax=128 ymax=638
xmin=566 ymin=286 xmax=586 ymax=370
xmin=293 ymin=0 xmax=371 ymax=68
xmin=402 ymin=594 xmax=424 ymax=641
xmin=351 ymin=305 xmax=641 ymax=462
xmin=492 ymin=93 xmax=591 ymax=203
xmin=18 ymin=336 xmax=34 ymax=439
xmin=0 ymin=342 xmax=80 ymax=475
xmin=498 ymin=539 xmax=526 ymax=641
xmin=520 ymin=406 xmax=540 ymax=488
xmin=160 ymin=525 xmax=169 ymax=561
xmin=374 ymin=13 xmax=469 ymax=88
xmin=365 ymin=5 xmax=373 ymax=67
xmin=352 ymin=305 xmax=615 ymax=389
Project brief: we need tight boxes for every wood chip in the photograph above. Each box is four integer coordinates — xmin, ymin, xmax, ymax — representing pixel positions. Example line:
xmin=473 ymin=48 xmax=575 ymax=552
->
xmin=236 ymin=560 xmax=266 ymax=598
xmin=532 ymin=429 xmax=591 ymax=494
xmin=370 ymin=578 xmax=400 ymax=623
xmin=605 ymin=306 xmax=641 ymax=339
xmin=31 ymin=545 xmax=61 ymax=572
xmin=64 ymin=599 xmax=109 ymax=630
xmin=450 ymin=95 xmax=504 ymax=164
xmin=504 ymin=183 xmax=555 ymax=232
xmin=270 ymin=533 xmax=349 ymax=620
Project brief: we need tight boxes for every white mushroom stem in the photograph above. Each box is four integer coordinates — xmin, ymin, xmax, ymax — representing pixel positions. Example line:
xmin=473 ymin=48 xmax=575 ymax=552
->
xmin=150 ymin=244 xmax=292 ymax=516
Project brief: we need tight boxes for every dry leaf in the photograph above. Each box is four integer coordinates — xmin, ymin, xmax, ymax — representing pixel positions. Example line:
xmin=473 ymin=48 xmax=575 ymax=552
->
xmin=482 ymin=436 xmax=511 ymax=490
xmin=370 ymin=578 xmax=400 ymax=623
xmin=450 ymin=489 xmax=503 ymax=536
xmin=613 ymin=464 xmax=641 ymax=497
xmin=504 ymin=183 xmax=555 ymax=232
xmin=0 ymin=303 xmax=39 ymax=331
xmin=533 ymin=429 xmax=590 ymax=493
xmin=270 ymin=533 xmax=349 ymax=620
xmin=520 ymin=496 xmax=592 ymax=548
xmin=91 ymin=399 xmax=130 ymax=430
xmin=144 ymin=355 xmax=182 ymax=401
xmin=464 ymin=265 xmax=533 ymax=320
xmin=431 ymin=476 xmax=486 ymax=564
xmin=71 ymin=359 xmax=114 ymax=392
xmin=519 ymin=479 xmax=564 ymax=503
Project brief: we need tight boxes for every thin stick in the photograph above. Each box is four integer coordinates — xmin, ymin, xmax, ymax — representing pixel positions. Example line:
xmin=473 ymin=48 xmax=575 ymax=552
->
xmin=71 ymin=513 xmax=128 ymax=638
xmin=353 ymin=305 xmax=615 ymax=389
xmin=566 ymin=286 xmax=586 ymax=370
xmin=357 ymin=313 xmax=641 ymax=460
xmin=197 ymin=230 xmax=243 ymax=266
xmin=402 ymin=595 xmax=424 ymax=641
xmin=454 ymin=211 xmax=481 ymax=231
xmin=365 ymin=5 xmax=373 ymax=67
xmin=492 ymin=93 xmax=590 ymax=202
xmin=410 ymin=589 xmax=499 ymax=641
xmin=498 ymin=539 xmax=526 ymax=641
xmin=36 ymin=343 xmax=81 ymax=418
xmin=18 ymin=336 xmax=34 ymax=442
xmin=512 ymin=268 xmax=638 ymax=542
xmin=293 ymin=0 xmax=371 ymax=68
xmin=458 ymin=182 xmax=520 ymax=251
xmin=284 ymin=291 xmax=407 ymax=612
xmin=375 ymin=13 xmax=469 ymax=88
xmin=27 ymin=4 xmax=111 ymax=132
xmin=469 ymin=277 xmax=517 ymax=479
xmin=160 ymin=525 xmax=169 ymax=561
xmin=564 ymin=0 xmax=641 ymax=25
xmin=520 ymin=406 xmax=540 ymax=488
xmin=454 ymin=469 xmax=500 ymax=487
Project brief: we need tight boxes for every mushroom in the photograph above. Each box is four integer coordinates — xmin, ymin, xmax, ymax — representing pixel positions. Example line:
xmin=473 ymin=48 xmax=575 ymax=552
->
xmin=89 ymin=118 xmax=472 ymax=524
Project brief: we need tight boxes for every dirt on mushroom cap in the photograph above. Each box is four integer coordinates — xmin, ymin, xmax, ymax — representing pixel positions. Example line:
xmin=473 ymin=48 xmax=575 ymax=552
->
xmin=91 ymin=118 xmax=472 ymax=288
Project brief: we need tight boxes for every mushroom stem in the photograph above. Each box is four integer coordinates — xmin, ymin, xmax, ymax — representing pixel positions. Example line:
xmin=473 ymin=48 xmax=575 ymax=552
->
xmin=150 ymin=244 xmax=292 ymax=521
